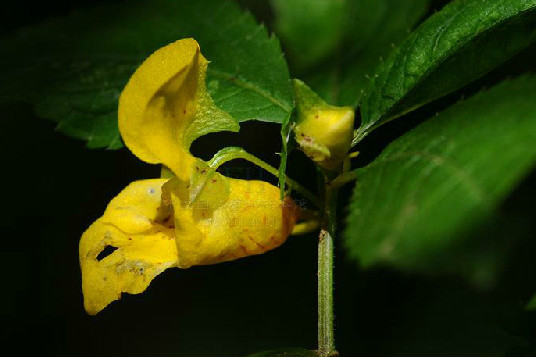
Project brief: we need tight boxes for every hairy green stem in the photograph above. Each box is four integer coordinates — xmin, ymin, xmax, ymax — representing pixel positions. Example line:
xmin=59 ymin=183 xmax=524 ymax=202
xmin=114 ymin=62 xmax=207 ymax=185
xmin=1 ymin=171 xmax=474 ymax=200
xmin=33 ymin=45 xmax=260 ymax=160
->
xmin=209 ymin=147 xmax=321 ymax=208
xmin=318 ymin=183 xmax=338 ymax=356
xmin=318 ymin=229 xmax=335 ymax=356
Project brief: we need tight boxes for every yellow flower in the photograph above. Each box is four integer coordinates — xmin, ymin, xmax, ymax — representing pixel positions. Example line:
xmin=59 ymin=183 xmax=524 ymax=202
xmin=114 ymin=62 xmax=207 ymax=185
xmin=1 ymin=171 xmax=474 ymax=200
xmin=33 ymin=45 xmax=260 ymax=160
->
xmin=80 ymin=39 xmax=299 ymax=315
xmin=292 ymin=79 xmax=354 ymax=170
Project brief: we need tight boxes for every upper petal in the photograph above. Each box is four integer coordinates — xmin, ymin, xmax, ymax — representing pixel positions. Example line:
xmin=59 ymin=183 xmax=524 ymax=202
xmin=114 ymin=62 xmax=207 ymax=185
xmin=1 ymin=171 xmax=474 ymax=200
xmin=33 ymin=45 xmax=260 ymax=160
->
xmin=118 ymin=38 xmax=239 ymax=180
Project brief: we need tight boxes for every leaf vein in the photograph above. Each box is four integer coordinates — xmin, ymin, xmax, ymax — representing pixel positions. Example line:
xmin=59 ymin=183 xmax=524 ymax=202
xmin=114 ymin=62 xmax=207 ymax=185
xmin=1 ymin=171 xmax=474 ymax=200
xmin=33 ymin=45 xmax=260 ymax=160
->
xmin=208 ymin=68 xmax=292 ymax=113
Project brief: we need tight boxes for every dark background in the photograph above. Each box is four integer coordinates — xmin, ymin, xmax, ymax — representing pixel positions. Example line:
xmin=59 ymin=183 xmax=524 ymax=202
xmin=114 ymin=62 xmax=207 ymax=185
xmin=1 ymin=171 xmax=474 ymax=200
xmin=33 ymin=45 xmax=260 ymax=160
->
xmin=1 ymin=1 xmax=536 ymax=356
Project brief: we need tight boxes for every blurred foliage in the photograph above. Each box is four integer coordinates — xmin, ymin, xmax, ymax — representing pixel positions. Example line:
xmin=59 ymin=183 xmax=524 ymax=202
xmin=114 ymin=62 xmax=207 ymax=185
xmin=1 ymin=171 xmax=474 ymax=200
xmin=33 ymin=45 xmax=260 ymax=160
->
xmin=527 ymin=295 xmax=536 ymax=310
xmin=273 ymin=0 xmax=430 ymax=107
xmin=271 ymin=0 xmax=347 ymax=71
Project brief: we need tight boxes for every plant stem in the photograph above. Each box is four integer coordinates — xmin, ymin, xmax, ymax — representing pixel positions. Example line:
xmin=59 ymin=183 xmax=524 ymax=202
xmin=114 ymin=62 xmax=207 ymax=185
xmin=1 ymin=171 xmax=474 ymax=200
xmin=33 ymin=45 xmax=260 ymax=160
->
xmin=318 ymin=184 xmax=337 ymax=356
xmin=318 ymin=229 xmax=335 ymax=356
xmin=330 ymin=170 xmax=358 ymax=190
xmin=209 ymin=147 xmax=321 ymax=208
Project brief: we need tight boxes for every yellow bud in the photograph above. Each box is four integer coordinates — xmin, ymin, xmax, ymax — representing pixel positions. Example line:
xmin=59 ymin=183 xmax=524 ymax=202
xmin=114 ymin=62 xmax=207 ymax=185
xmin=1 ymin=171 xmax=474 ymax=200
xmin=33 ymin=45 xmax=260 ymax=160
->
xmin=292 ymin=79 xmax=354 ymax=170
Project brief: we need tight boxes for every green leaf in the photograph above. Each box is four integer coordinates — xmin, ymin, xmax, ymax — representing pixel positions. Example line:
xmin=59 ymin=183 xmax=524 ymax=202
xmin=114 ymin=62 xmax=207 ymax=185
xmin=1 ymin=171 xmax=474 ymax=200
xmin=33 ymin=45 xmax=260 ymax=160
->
xmin=299 ymin=0 xmax=430 ymax=107
xmin=345 ymin=75 xmax=536 ymax=284
xmin=244 ymin=348 xmax=318 ymax=357
xmin=359 ymin=0 xmax=536 ymax=139
xmin=0 ymin=0 xmax=292 ymax=149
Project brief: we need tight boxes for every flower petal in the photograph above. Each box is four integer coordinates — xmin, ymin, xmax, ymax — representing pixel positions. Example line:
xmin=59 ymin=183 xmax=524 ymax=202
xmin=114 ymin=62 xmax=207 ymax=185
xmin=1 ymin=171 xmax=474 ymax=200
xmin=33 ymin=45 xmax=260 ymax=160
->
xmin=79 ymin=179 xmax=177 ymax=315
xmin=169 ymin=176 xmax=299 ymax=268
xmin=118 ymin=38 xmax=239 ymax=180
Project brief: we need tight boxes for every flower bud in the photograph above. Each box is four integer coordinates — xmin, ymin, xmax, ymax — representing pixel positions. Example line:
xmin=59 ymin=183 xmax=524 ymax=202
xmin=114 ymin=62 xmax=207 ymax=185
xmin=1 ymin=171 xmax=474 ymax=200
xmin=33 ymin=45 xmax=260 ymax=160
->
xmin=292 ymin=79 xmax=354 ymax=170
